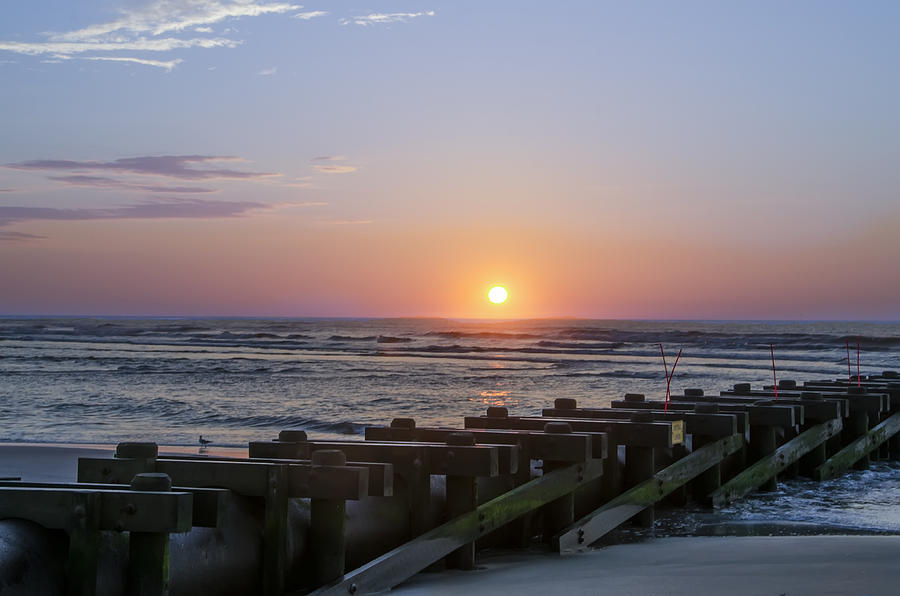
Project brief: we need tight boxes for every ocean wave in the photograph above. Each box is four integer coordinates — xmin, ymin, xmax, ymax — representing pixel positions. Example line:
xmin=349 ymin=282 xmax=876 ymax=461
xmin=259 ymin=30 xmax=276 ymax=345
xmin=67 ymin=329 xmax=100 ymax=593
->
xmin=425 ymin=331 xmax=542 ymax=340
xmin=329 ymin=335 xmax=377 ymax=342
xmin=190 ymin=412 xmax=365 ymax=435
xmin=376 ymin=335 xmax=413 ymax=343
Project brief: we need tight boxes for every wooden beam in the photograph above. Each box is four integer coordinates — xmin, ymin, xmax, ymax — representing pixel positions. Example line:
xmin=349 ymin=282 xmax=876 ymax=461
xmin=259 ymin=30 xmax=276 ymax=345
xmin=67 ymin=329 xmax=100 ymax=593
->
xmin=464 ymin=416 xmax=682 ymax=448
xmin=552 ymin=434 xmax=742 ymax=554
xmin=542 ymin=408 xmax=737 ymax=438
xmin=813 ymin=412 xmax=900 ymax=480
xmin=711 ymin=419 xmax=843 ymax=507
xmin=309 ymin=460 xmax=604 ymax=595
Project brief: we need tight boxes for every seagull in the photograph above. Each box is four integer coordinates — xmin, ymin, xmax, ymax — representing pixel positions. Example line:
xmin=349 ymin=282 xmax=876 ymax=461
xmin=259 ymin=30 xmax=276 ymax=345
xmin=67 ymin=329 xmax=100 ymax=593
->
xmin=199 ymin=435 xmax=212 ymax=446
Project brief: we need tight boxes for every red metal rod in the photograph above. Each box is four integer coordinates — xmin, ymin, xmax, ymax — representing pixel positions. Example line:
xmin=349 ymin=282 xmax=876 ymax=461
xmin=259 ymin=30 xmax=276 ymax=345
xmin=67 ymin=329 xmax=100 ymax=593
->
xmin=659 ymin=343 xmax=670 ymax=403
xmin=770 ymin=343 xmax=778 ymax=400
xmin=857 ymin=338 xmax=861 ymax=386
xmin=846 ymin=340 xmax=852 ymax=384
xmin=666 ymin=348 xmax=683 ymax=412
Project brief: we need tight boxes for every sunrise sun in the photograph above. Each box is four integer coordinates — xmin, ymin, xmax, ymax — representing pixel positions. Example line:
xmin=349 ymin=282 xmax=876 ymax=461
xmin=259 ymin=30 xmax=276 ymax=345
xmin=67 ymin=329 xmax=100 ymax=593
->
xmin=488 ymin=285 xmax=509 ymax=304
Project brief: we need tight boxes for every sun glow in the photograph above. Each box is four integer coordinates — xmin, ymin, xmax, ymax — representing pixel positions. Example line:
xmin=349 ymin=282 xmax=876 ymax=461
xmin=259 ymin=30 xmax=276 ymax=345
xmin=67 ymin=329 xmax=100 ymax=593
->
xmin=488 ymin=285 xmax=509 ymax=304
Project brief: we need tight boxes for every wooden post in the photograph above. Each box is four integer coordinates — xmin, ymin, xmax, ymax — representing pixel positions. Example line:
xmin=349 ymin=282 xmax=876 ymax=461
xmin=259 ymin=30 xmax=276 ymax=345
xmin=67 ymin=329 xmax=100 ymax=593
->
xmin=66 ymin=492 xmax=101 ymax=596
xmin=127 ymin=473 xmax=173 ymax=596
xmin=310 ymin=450 xmax=348 ymax=586
xmin=689 ymin=404 xmax=721 ymax=506
xmin=444 ymin=433 xmax=478 ymax=570
xmin=623 ymin=412 xmax=655 ymax=526
xmin=749 ymin=424 xmax=778 ymax=491
xmin=541 ymin=422 xmax=575 ymax=541
xmin=262 ymin=464 xmax=288 ymax=595
xmin=847 ymin=412 xmax=870 ymax=470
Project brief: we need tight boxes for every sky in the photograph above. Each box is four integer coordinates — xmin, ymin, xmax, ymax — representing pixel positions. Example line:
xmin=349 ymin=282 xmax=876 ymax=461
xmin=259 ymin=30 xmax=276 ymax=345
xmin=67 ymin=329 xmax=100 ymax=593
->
xmin=1 ymin=1 xmax=899 ymax=319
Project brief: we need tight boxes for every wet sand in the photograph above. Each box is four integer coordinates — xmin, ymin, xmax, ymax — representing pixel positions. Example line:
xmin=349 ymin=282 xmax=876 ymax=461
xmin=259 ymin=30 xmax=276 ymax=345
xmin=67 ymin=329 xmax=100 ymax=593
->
xmin=393 ymin=536 xmax=900 ymax=595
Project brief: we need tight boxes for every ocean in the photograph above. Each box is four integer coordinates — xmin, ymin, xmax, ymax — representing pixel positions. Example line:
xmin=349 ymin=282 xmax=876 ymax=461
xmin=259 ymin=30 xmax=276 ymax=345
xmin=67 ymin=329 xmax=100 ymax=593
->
xmin=1 ymin=317 xmax=898 ymax=532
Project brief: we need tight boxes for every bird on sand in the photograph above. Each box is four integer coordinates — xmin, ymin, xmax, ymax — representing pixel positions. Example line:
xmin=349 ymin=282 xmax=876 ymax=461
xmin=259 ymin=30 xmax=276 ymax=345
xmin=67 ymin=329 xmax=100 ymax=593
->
xmin=199 ymin=435 xmax=212 ymax=445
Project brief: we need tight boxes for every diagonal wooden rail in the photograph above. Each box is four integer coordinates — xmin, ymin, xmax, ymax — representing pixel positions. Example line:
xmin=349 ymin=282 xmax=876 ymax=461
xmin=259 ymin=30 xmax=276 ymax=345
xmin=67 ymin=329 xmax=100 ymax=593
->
xmin=309 ymin=459 xmax=604 ymax=595
xmin=711 ymin=419 xmax=842 ymax=507
xmin=553 ymin=433 xmax=744 ymax=554
xmin=814 ymin=412 xmax=900 ymax=480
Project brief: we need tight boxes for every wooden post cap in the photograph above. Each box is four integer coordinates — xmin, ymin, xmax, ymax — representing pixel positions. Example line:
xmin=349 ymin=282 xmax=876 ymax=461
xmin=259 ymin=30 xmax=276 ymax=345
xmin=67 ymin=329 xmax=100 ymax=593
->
xmin=446 ymin=432 xmax=476 ymax=447
xmin=554 ymin=398 xmax=577 ymax=409
xmin=629 ymin=411 xmax=655 ymax=423
xmin=684 ymin=388 xmax=704 ymax=397
xmin=733 ymin=383 xmax=752 ymax=392
xmin=116 ymin=442 xmax=158 ymax=459
xmin=390 ymin=418 xmax=416 ymax=429
xmin=623 ymin=393 xmax=645 ymax=403
xmin=778 ymin=379 xmax=797 ymax=389
xmin=130 ymin=473 xmax=171 ymax=492
xmin=847 ymin=386 xmax=866 ymax=395
xmin=800 ymin=392 xmax=823 ymax=401
xmin=278 ymin=429 xmax=308 ymax=442
xmin=694 ymin=403 xmax=719 ymax=414
xmin=543 ymin=422 xmax=573 ymax=434
xmin=312 ymin=449 xmax=346 ymax=467
xmin=882 ymin=370 xmax=898 ymax=378
xmin=486 ymin=406 xmax=508 ymax=418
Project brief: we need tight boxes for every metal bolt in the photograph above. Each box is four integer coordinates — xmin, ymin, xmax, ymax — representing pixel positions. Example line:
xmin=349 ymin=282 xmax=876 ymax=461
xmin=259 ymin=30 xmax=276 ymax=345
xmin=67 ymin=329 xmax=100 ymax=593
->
xmin=348 ymin=583 xmax=358 ymax=594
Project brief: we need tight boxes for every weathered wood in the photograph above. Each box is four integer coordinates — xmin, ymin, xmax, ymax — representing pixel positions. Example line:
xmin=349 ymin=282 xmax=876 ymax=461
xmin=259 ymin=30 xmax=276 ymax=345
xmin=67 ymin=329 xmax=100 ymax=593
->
xmin=689 ymin=434 xmax=721 ymax=506
xmin=749 ymin=425 xmax=778 ymax=491
xmin=609 ymin=400 xmax=749 ymax=434
xmin=262 ymin=465 xmax=288 ymax=596
xmin=163 ymin=452 xmax=394 ymax=498
xmin=365 ymin=426 xmax=601 ymax=461
xmin=78 ymin=458 xmax=369 ymax=501
xmin=542 ymin=407 xmax=737 ymax=438
xmin=711 ymin=419 xmax=843 ymax=507
xmin=553 ymin=434 xmax=743 ymax=554
xmin=127 ymin=474 xmax=173 ymax=596
xmin=814 ymin=412 xmax=900 ymax=481
xmin=0 ymin=486 xmax=192 ymax=533
xmin=310 ymin=451 xmax=348 ymax=585
xmin=1 ymin=481 xmax=224 ymax=528
xmin=309 ymin=460 xmax=604 ymax=595
xmin=465 ymin=416 xmax=682 ymax=448
xmin=66 ymin=491 xmax=101 ymax=596
xmin=624 ymin=446 xmax=655 ymax=526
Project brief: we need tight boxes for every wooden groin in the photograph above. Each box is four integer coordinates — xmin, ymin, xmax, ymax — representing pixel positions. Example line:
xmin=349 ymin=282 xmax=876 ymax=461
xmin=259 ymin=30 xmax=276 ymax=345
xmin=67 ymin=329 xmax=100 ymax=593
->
xmin=1 ymin=371 xmax=899 ymax=595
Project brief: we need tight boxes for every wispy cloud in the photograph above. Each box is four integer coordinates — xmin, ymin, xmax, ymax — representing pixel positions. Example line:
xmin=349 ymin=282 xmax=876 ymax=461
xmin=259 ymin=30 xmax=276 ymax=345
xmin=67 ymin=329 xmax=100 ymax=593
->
xmin=313 ymin=165 xmax=358 ymax=174
xmin=49 ymin=1 xmax=300 ymax=41
xmin=295 ymin=10 xmax=328 ymax=20
xmin=0 ymin=197 xmax=325 ymax=241
xmin=257 ymin=66 xmax=277 ymax=75
xmin=8 ymin=155 xmax=278 ymax=181
xmin=0 ymin=230 xmax=46 ymax=242
xmin=0 ymin=1 xmax=297 ymax=66
xmin=311 ymin=155 xmax=346 ymax=161
xmin=340 ymin=11 xmax=435 ymax=26
xmin=83 ymin=56 xmax=184 ymax=71
xmin=48 ymin=175 xmax=217 ymax=194
xmin=0 ymin=188 xmax=14 ymax=193
xmin=321 ymin=219 xmax=373 ymax=225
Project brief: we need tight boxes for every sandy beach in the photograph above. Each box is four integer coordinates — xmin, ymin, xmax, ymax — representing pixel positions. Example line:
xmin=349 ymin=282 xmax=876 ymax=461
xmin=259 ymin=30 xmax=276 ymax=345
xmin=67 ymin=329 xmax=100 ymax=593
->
xmin=393 ymin=536 xmax=900 ymax=595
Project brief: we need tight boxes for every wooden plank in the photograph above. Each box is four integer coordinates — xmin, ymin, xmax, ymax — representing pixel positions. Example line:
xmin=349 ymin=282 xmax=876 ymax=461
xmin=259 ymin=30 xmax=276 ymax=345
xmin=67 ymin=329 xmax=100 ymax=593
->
xmin=364 ymin=426 xmax=598 ymax=461
xmin=542 ymin=408 xmax=737 ymax=438
xmin=664 ymin=397 xmax=799 ymax=427
xmin=160 ymin=453 xmax=394 ymax=498
xmin=300 ymin=440 xmax=511 ymax=477
xmin=464 ymin=416 xmax=682 ymax=448
xmin=309 ymin=459 xmax=604 ymax=595
xmin=553 ymin=434 xmax=743 ymax=554
xmin=711 ymin=419 xmax=843 ymax=507
xmin=79 ymin=458 xmax=369 ymax=500
xmin=610 ymin=400 xmax=750 ymax=434
xmin=813 ymin=412 xmax=900 ymax=480
xmin=0 ymin=487 xmax=193 ymax=533
xmin=0 ymin=481 xmax=223 ymax=528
